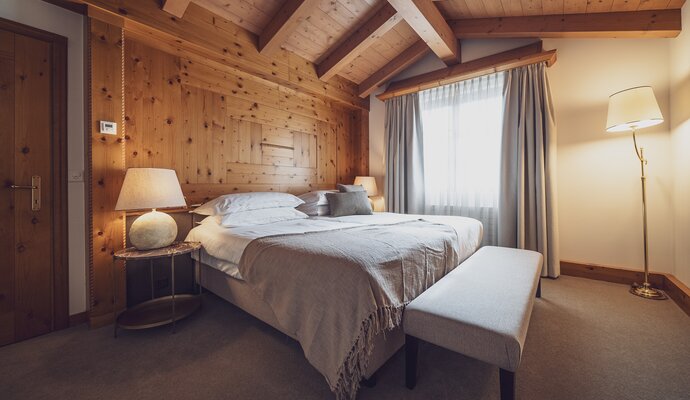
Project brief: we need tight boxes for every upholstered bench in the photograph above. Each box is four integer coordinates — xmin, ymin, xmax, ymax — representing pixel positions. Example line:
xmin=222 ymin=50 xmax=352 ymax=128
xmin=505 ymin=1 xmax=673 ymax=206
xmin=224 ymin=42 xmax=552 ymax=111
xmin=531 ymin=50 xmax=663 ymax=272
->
xmin=403 ymin=246 xmax=543 ymax=400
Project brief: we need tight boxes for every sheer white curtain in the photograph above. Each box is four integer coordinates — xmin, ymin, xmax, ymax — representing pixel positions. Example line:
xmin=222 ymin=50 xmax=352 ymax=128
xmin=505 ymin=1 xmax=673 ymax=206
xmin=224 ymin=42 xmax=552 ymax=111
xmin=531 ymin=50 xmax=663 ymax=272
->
xmin=419 ymin=72 xmax=505 ymax=245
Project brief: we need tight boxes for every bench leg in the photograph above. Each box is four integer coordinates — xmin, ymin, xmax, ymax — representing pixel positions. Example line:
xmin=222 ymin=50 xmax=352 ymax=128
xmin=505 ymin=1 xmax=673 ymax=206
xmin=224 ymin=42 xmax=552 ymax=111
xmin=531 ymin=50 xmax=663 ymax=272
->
xmin=405 ymin=335 xmax=419 ymax=389
xmin=499 ymin=368 xmax=516 ymax=400
xmin=536 ymin=278 xmax=542 ymax=298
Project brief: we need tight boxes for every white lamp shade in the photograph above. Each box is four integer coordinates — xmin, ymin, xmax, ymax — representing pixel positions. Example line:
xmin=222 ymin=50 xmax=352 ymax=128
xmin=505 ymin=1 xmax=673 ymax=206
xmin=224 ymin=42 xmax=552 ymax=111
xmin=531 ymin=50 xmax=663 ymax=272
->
xmin=354 ymin=176 xmax=378 ymax=197
xmin=606 ymin=86 xmax=663 ymax=132
xmin=115 ymin=168 xmax=186 ymax=211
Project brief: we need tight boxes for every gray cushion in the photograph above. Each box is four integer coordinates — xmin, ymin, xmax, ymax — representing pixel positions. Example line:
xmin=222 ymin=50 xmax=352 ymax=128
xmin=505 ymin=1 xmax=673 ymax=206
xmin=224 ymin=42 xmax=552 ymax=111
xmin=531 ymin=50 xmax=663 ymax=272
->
xmin=403 ymin=246 xmax=543 ymax=372
xmin=337 ymin=183 xmax=366 ymax=193
xmin=325 ymin=191 xmax=372 ymax=217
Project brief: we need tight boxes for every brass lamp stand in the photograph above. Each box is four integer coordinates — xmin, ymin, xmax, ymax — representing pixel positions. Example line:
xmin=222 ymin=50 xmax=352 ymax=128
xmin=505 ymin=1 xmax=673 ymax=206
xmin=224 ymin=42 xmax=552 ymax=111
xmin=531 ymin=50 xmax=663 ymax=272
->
xmin=629 ymin=130 xmax=666 ymax=300
xmin=606 ymin=86 xmax=667 ymax=300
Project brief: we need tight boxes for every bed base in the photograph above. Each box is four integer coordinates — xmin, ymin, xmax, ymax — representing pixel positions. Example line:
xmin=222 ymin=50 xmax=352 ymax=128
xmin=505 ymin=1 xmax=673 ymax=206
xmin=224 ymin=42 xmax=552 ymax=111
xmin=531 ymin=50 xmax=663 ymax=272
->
xmin=199 ymin=263 xmax=404 ymax=380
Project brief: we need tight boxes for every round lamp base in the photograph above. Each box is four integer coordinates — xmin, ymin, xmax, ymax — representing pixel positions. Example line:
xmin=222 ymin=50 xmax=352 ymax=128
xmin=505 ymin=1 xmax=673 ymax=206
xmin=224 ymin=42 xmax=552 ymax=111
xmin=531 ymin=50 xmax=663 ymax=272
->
xmin=129 ymin=210 xmax=178 ymax=250
xmin=630 ymin=282 xmax=667 ymax=300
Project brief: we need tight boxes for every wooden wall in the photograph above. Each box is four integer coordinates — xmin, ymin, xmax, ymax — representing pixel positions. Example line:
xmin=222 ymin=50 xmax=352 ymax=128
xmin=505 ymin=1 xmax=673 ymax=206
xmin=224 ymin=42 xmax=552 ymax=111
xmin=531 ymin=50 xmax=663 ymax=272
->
xmin=88 ymin=19 xmax=126 ymax=327
xmin=87 ymin=6 xmax=369 ymax=326
xmin=123 ymin=40 xmax=369 ymax=205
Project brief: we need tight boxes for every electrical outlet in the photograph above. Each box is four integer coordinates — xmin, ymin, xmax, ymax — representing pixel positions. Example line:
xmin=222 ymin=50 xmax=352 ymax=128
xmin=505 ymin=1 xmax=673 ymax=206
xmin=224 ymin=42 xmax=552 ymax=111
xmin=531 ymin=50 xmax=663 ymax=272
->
xmin=68 ymin=170 xmax=84 ymax=182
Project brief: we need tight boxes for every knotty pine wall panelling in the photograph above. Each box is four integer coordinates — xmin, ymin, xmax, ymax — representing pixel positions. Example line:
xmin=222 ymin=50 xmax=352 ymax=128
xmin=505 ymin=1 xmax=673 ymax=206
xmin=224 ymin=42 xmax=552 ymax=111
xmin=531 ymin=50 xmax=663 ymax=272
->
xmin=88 ymin=19 xmax=125 ymax=327
xmin=124 ymin=40 xmax=369 ymax=205
xmin=88 ymin=18 xmax=368 ymax=327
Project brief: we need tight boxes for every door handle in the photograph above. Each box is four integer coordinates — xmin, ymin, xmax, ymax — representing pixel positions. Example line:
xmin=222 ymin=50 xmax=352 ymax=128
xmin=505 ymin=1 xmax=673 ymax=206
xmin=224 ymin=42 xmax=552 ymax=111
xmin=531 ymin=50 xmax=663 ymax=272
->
xmin=9 ymin=175 xmax=41 ymax=211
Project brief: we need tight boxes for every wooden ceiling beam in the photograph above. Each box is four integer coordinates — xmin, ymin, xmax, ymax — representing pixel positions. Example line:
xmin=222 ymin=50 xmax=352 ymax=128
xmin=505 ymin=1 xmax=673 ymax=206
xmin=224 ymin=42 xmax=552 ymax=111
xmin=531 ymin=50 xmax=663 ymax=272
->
xmin=317 ymin=3 xmax=401 ymax=82
xmin=259 ymin=0 xmax=319 ymax=56
xmin=377 ymin=41 xmax=557 ymax=101
xmin=450 ymin=10 xmax=682 ymax=39
xmin=388 ymin=0 xmax=460 ymax=65
xmin=358 ymin=39 xmax=430 ymax=98
xmin=161 ymin=0 xmax=192 ymax=18
xmin=73 ymin=0 xmax=368 ymax=109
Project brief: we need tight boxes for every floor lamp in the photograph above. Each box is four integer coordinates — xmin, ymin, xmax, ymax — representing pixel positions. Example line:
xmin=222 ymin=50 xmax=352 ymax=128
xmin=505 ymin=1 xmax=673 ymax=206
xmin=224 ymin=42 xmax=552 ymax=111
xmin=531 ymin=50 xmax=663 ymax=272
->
xmin=606 ymin=86 xmax=667 ymax=300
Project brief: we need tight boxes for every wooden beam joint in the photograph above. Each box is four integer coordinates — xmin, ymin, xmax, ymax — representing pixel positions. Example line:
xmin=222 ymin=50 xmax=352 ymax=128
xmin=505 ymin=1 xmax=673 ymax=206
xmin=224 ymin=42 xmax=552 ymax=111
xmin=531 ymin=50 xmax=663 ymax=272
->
xmin=259 ymin=0 xmax=318 ymax=56
xmin=388 ymin=0 xmax=460 ymax=65
xmin=161 ymin=0 xmax=191 ymax=18
xmin=317 ymin=3 xmax=400 ymax=81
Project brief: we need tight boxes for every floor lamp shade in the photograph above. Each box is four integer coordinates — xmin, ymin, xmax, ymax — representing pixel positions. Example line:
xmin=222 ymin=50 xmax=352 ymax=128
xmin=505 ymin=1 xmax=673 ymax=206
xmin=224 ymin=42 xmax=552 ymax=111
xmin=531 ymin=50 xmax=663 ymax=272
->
xmin=606 ymin=86 xmax=663 ymax=132
xmin=116 ymin=168 xmax=187 ymax=250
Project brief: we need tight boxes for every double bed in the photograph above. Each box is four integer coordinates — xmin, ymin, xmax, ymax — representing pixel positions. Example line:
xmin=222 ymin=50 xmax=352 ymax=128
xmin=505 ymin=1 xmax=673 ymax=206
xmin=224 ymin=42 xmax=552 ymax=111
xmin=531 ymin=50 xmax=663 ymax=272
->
xmin=186 ymin=211 xmax=483 ymax=399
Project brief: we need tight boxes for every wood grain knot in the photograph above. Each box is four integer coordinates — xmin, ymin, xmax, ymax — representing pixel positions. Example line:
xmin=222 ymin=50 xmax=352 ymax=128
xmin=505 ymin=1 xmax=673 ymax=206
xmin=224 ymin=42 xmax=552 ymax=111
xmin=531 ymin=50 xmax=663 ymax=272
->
xmin=17 ymin=244 xmax=25 ymax=253
xmin=21 ymin=146 xmax=30 ymax=154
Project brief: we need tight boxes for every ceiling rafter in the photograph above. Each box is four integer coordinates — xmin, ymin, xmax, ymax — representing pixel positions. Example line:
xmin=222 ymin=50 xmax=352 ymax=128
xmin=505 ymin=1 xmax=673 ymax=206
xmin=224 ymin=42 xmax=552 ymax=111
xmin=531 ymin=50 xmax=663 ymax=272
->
xmin=357 ymin=39 xmax=430 ymax=98
xmin=259 ymin=0 xmax=320 ymax=56
xmin=316 ymin=3 xmax=402 ymax=82
xmin=387 ymin=0 xmax=460 ymax=65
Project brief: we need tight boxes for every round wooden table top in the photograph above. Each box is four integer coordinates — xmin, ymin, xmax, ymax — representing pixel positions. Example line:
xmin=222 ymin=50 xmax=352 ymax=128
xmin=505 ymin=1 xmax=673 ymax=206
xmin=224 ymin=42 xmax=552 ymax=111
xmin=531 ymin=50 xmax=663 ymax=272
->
xmin=113 ymin=241 xmax=202 ymax=261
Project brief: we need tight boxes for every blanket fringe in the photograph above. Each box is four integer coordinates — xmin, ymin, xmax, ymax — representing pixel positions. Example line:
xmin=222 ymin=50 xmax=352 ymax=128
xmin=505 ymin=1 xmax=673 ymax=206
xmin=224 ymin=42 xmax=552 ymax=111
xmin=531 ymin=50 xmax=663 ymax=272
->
xmin=332 ymin=305 xmax=405 ymax=400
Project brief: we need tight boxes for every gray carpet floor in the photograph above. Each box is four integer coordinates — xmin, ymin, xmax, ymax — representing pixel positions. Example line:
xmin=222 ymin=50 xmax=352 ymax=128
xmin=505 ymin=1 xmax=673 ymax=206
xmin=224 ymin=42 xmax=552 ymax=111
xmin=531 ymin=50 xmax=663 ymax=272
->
xmin=1 ymin=276 xmax=689 ymax=400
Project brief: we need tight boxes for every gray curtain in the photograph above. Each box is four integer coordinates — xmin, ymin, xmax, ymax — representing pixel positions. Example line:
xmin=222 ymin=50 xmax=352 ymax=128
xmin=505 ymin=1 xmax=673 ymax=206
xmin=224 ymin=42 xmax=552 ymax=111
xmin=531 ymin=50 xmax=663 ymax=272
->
xmin=384 ymin=94 xmax=425 ymax=214
xmin=499 ymin=63 xmax=561 ymax=277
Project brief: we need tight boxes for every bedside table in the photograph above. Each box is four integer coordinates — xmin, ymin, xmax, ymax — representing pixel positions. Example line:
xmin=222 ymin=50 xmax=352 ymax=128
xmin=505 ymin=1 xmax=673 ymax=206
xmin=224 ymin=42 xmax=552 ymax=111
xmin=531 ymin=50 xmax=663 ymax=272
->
xmin=113 ymin=241 xmax=202 ymax=337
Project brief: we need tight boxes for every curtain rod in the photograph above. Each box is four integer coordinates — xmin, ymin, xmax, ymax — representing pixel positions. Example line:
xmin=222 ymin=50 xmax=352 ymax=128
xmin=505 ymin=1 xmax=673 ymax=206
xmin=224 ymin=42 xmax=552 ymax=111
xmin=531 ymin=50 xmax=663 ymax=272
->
xmin=376 ymin=42 xmax=557 ymax=101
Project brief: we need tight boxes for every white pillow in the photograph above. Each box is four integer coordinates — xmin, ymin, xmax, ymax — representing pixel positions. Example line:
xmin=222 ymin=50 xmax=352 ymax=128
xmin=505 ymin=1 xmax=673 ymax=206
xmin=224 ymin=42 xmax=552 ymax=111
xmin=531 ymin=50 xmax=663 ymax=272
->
xmin=194 ymin=192 xmax=304 ymax=216
xmin=220 ymin=207 xmax=308 ymax=227
xmin=296 ymin=203 xmax=331 ymax=216
xmin=298 ymin=190 xmax=336 ymax=205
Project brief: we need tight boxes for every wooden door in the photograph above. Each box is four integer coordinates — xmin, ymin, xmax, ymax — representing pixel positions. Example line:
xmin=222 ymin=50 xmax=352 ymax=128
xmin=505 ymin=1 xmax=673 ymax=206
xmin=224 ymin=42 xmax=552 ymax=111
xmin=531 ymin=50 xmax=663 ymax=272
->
xmin=0 ymin=20 xmax=68 ymax=346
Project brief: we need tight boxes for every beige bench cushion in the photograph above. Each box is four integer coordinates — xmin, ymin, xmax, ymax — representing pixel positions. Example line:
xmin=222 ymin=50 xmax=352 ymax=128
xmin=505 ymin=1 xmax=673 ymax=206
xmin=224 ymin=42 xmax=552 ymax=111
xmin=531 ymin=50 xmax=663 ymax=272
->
xmin=403 ymin=246 xmax=543 ymax=372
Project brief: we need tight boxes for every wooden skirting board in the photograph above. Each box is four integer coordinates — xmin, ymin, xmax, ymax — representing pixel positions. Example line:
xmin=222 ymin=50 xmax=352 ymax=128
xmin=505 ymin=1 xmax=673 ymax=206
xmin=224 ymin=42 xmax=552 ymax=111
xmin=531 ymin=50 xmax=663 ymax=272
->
xmin=561 ymin=261 xmax=690 ymax=318
xmin=69 ymin=312 xmax=88 ymax=327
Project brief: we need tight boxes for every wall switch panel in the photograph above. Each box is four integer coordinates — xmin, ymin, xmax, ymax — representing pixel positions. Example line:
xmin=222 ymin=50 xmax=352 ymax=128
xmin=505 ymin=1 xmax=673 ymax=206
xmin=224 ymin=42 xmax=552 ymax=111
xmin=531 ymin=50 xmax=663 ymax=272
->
xmin=99 ymin=121 xmax=117 ymax=135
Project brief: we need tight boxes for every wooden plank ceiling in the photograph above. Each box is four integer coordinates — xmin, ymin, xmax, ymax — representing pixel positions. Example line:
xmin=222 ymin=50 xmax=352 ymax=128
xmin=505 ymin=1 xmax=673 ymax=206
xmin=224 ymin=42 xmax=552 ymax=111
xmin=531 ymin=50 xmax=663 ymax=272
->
xmin=184 ymin=0 xmax=684 ymax=95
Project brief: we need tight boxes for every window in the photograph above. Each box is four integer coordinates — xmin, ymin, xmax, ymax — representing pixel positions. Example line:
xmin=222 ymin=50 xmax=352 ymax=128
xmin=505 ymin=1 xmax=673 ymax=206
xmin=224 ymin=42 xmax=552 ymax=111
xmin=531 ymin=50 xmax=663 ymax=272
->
xmin=418 ymin=72 xmax=505 ymax=245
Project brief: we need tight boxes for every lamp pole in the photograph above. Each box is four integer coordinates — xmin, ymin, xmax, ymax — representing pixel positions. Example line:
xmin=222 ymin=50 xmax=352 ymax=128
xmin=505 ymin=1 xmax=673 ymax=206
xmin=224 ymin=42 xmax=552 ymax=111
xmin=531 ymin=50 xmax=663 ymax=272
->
xmin=630 ymin=129 xmax=666 ymax=300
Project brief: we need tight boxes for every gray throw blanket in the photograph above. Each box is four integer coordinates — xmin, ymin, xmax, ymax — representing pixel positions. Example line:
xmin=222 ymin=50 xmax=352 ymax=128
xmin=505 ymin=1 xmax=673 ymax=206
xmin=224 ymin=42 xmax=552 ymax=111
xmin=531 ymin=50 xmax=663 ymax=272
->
xmin=238 ymin=220 xmax=461 ymax=400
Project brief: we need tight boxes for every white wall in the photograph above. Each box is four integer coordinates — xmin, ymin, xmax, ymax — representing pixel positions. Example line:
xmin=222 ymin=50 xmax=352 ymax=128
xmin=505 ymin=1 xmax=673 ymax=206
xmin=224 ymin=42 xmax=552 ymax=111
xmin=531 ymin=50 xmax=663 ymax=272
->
xmin=370 ymin=35 xmax=686 ymax=279
xmin=0 ymin=0 xmax=87 ymax=314
xmin=670 ymin=5 xmax=690 ymax=287
xmin=544 ymin=38 xmax=674 ymax=275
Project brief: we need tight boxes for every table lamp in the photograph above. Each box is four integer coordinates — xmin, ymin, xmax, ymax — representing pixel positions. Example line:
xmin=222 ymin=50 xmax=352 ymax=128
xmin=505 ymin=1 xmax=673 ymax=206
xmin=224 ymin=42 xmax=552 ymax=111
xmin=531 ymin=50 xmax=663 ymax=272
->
xmin=354 ymin=176 xmax=385 ymax=211
xmin=115 ymin=168 xmax=187 ymax=250
xmin=606 ymin=86 xmax=666 ymax=300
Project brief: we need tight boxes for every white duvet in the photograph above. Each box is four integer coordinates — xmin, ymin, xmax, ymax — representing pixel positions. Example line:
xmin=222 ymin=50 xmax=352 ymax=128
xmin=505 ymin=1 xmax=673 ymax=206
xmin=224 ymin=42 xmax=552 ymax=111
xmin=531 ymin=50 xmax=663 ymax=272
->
xmin=186 ymin=212 xmax=483 ymax=280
